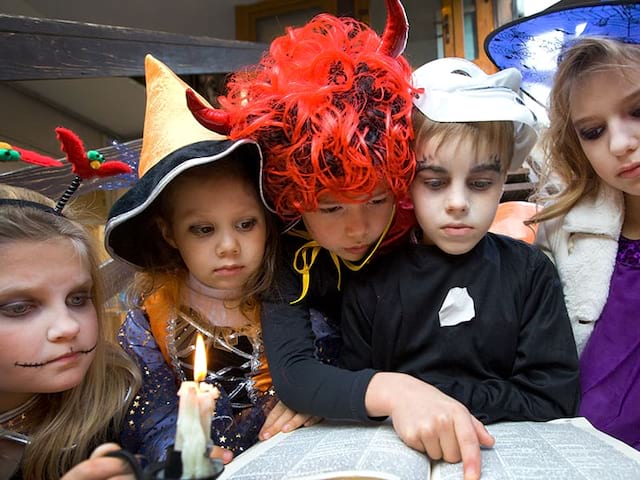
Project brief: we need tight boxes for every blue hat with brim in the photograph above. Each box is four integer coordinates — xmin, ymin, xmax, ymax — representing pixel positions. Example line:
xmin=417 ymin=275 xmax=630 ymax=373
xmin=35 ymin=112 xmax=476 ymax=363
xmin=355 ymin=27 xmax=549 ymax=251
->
xmin=485 ymin=0 xmax=640 ymax=106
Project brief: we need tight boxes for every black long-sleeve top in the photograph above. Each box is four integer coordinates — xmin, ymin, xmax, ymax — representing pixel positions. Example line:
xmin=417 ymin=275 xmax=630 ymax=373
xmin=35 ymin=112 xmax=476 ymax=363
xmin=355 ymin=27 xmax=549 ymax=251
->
xmin=341 ymin=234 xmax=581 ymax=423
xmin=261 ymin=233 xmax=380 ymax=421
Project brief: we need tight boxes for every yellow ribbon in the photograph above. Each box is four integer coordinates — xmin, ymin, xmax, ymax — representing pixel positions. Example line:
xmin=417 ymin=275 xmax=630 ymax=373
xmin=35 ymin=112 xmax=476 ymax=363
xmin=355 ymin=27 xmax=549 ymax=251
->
xmin=288 ymin=205 xmax=395 ymax=304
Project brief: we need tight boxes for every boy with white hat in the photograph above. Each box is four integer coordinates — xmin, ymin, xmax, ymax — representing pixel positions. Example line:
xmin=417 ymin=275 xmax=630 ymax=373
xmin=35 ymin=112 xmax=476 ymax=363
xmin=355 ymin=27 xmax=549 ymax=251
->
xmin=340 ymin=58 xmax=580 ymax=424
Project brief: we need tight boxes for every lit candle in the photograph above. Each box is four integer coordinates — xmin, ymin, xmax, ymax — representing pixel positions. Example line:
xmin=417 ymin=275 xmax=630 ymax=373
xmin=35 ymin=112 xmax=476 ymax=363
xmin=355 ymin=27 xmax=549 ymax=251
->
xmin=175 ymin=333 xmax=220 ymax=479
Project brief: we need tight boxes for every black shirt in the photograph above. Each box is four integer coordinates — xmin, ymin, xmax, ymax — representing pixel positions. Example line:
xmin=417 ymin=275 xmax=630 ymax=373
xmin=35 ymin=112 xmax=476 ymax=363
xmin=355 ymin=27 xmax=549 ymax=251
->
xmin=261 ymin=233 xmax=379 ymax=420
xmin=341 ymin=233 xmax=580 ymax=423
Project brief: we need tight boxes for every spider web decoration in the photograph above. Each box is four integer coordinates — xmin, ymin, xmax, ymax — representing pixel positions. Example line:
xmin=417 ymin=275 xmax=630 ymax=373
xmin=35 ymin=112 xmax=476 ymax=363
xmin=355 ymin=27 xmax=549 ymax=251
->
xmin=93 ymin=139 xmax=140 ymax=191
xmin=0 ymin=138 xmax=142 ymax=198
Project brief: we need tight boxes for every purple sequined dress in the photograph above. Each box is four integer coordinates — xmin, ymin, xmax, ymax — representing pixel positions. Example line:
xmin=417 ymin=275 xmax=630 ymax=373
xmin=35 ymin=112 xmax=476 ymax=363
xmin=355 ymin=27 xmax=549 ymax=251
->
xmin=117 ymin=309 xmax=275 ymax=463
xmin=579 ymin=236 xmax=640 ymax=450
xmin=117 ymin=305 xmax=338 ymax=464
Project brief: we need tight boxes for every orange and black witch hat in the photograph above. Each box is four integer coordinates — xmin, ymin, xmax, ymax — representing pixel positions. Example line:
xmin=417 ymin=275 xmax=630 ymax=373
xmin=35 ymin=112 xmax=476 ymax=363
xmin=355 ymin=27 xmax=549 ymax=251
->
xmin=104 ymin=55 xmax=263 ymax=269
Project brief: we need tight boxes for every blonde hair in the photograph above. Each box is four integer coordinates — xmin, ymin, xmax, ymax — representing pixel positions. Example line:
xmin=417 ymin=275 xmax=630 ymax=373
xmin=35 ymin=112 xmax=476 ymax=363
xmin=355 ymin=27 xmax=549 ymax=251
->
xmin=412 ymin=109 xmax=515 ymax=174
xmin=530 ymin=37 xmax=640 ymax=223
xmin=0 ymin=184 xmax=141 ymax=479
xmin=128 ymin=156 xmax=279 ymax=319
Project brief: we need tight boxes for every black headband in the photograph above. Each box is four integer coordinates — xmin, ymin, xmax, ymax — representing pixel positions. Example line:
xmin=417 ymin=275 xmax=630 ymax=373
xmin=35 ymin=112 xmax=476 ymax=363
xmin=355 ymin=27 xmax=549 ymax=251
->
xmin=0 ymin=198 xmax=64 ymax=216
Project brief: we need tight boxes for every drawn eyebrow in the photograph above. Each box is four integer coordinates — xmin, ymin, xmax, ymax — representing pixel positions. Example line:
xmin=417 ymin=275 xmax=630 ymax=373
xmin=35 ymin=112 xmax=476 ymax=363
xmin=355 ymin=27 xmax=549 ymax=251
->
xmin=416 ymin=162 xmax=447 ymax=174
xmin=417 ymin=159 xmax=502 ymax=175
xmin=0 ymin=276 xmax=93 ymax=299
xmin=471 ymin=155 xmax=502 ymax=173
xmin=470 ymin=163 xmax=502 ymax=174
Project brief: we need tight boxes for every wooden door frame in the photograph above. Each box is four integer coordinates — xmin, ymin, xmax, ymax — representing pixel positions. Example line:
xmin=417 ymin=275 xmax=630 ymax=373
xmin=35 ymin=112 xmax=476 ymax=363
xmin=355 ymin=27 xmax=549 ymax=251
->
xmin=441 ymin=0 xmax=496 ymax=72
xmin=236 ymin=0 xmax=339 ymax=41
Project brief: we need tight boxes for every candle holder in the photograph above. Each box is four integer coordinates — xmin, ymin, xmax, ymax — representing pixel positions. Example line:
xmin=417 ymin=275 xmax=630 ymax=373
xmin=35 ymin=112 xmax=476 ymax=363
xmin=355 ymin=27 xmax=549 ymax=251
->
xmin=107 ymin=445 xmax=224 ymax=480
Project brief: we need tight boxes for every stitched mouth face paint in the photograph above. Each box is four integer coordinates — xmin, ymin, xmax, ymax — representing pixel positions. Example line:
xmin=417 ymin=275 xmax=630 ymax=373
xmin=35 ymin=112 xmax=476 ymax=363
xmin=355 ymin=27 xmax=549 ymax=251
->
xmin=14 ymin=344 xmax=97 ymax=368
xmin=0 ymin=207 xmax=101 ymax=408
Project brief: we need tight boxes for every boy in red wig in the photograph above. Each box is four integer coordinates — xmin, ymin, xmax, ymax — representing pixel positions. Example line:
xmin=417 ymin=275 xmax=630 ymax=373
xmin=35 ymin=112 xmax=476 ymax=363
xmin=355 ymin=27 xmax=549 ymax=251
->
xmin=188 ymin=2 xmax=493 ymax=477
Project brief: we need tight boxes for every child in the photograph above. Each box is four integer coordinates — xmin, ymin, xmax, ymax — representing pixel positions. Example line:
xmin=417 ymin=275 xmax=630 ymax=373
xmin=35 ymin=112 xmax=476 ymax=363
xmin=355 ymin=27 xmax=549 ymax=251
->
xmin=0 ymin=183 xmax=140 ymax=479
xmin=187 ymin=3 xmax=494 ymax=476
xmin=529 ymin=37 xmax=640 ymax=449
xmin=105 ymin=55 xmax=318 ymax=463
xmin=340 ymin=57 xmax=580 ymax=425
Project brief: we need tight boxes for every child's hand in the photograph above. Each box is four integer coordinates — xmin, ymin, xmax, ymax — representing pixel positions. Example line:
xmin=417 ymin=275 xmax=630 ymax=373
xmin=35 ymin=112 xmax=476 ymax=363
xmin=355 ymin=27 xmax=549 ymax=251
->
xmin=259 ymin=400 xmax=323 ymax=440
xmin=209 ymin=445 xmax=234 ymax=464
xmin=60 ymin=443 xmax=135 ymax=480
xmin=366 ymin=373 xmax=494 ymax=480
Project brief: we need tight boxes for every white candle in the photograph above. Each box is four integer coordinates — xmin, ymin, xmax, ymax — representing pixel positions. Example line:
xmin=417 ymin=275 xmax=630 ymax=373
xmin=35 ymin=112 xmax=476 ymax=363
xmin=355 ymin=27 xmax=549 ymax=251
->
xmin=175 ymin=334 xmax=220 ymax=479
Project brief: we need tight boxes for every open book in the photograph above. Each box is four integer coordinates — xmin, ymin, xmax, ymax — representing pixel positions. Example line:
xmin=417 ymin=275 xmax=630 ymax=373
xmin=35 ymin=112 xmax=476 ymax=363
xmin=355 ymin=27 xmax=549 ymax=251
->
xmin=218 ymin=417 xmax=640 ymax=479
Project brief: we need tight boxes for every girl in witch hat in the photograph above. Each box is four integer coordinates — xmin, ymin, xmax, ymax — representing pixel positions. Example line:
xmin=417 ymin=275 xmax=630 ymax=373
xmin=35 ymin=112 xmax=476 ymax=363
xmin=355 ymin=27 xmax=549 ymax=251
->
xmin=0 ymin=143 xmax=140 ymax=479
xmin=534 ymin=36 xmax=640 ymax=450
xmin=487 ymin=0 xmax=640 ymax=450
xmin=105 ymin=55 xmax=322 ymax=465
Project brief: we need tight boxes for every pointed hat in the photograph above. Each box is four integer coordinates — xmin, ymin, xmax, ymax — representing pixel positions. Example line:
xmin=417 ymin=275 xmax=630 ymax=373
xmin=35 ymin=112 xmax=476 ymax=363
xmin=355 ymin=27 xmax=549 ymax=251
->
xmin=138 ymin=54 xmax=227 ymax=176
xmin=485 ymin=0 xmax=640 ymax=106
xmin=105 ymin=55 xmax=263 ymax=268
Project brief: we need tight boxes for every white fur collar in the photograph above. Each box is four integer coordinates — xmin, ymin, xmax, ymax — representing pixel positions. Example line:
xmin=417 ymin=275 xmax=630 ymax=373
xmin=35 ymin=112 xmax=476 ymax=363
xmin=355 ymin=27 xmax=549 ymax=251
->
xmin=563 ymin=183 xmax=624 ymax=236
xmin=555 ymin=182 xmax=624 ymax=354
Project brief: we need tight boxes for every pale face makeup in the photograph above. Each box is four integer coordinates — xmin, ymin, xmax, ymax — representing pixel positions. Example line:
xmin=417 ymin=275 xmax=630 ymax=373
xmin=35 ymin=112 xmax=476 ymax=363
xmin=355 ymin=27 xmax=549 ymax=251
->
xmin=410 ymin=136 xmax=505 ymax=255
xmin=570 ymin=67 xmax=640 ymax=199
xmin=0 ymin=238 xmax=98 ymax=412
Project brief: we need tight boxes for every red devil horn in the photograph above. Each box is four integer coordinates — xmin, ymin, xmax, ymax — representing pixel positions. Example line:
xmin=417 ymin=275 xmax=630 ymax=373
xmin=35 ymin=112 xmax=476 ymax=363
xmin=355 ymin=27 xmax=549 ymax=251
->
xmin=186 ymin=89 xmax=232 ymax=135
xmin=377 ymin=0 xmax=409 ymax=58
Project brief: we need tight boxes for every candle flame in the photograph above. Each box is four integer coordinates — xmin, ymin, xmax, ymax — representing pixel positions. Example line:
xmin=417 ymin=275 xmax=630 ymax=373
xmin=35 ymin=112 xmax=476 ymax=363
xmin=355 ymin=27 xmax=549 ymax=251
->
xmin=194 ymin=333 xmax=207 ymax=382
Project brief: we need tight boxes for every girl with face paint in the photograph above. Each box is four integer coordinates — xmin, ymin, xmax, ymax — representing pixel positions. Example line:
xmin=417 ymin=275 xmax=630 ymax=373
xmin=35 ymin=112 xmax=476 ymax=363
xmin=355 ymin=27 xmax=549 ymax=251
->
xmin=0 ymin=183 xmax=140 ymax=479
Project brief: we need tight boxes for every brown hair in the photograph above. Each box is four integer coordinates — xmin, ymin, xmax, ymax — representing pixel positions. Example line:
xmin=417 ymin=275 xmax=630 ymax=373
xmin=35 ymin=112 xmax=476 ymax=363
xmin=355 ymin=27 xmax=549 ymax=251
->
xmin=530 ymin=37 xmax=640 ymax=224
xmin=412 ymin=108 xmax=515 ymax=174
xmin=0 ymin=184 xmax=140 ymax=479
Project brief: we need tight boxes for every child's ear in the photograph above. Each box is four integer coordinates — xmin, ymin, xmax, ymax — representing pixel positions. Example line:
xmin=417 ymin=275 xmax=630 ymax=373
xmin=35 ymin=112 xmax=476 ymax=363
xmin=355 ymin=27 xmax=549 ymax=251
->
xmin=157 ymin=217 xmax=178 ymax=249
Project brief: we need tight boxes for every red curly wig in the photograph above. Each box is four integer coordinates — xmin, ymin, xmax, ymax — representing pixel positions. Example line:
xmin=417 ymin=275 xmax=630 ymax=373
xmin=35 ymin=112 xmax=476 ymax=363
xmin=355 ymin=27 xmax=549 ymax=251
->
xmin=189 ymin=1 xmax=417 ymax=244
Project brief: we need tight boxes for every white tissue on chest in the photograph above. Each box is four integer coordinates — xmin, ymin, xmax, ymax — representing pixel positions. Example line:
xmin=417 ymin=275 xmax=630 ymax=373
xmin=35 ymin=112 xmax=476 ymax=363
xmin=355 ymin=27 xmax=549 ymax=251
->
xmin=438 ymin=287 xmax=475 ymax=327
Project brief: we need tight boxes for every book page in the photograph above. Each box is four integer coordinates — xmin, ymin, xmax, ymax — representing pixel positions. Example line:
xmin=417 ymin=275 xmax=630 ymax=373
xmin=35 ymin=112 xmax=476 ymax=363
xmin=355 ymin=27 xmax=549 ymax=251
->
xmin=433 ymin=417 xmax=640 ymax=480
xmin=218 ymin=422 xmax=430 ymax=480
